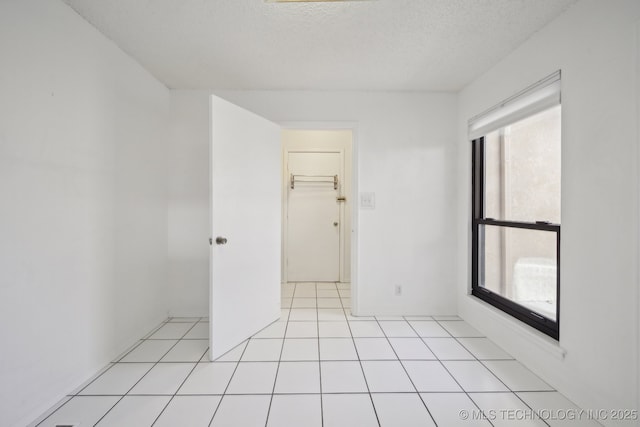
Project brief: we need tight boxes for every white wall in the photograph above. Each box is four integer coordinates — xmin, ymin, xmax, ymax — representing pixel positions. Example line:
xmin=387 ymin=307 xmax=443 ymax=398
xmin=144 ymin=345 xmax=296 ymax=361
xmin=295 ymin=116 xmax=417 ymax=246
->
xmin=168 ymin=90 xmax=458 ymax=316
xmin=457 ymin=0 xmax=640 ymax=424
xmin=0 ymin=1 xmax=170 ymax=426
xmin=167 ymin=91 xmax=211 ymax=316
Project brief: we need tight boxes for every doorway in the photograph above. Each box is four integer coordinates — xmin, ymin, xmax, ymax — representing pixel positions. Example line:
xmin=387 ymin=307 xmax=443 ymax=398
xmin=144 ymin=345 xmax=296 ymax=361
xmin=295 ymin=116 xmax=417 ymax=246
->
xmin=282 ymin=129 xmax=353 ymax=284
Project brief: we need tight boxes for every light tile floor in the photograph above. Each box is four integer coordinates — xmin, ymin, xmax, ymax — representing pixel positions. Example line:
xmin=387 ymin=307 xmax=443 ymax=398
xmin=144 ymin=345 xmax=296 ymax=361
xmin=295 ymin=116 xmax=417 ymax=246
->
xmin=32 ymin=282 xmax=601 ymax=426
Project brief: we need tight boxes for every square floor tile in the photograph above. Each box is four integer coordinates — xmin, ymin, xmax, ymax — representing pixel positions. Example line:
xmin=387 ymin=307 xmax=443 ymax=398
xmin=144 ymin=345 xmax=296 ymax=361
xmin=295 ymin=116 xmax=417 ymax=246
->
xmin=281 ymin=338 xmax=319 ymax=361
xmin=267 ymin=394 xmax=322 ymax=427
xmin=361 ymin=360 xmax=414 ymax=392
xmin=337 ymin=282 xmax=351 ymax=290
xmin=214 ymin=341 xmax=247 ymax=362
xmin=80 ymin=363 xmax=153 ymax=395
xmin=241 ymin=339 xmax=283 ymax=361
xmin=129 ymin=363 xmax=195 ymax=395
xmin=470 ymin=392 xmax=547 ymax=426
xmin=226 ymin=362 xmax=278 ymax=394
xmin=253 ymin=321 xmax=287 ymax=339
xmin=317 ymin=298 xmax=343 ymax=308
xmin=483 ymin=360 xmax=553 ymax=391
xmin=210 ymin=395 xmax=271 ymax=427
xmin=457 ymin=338 xmax=513 ymax=360
xmin=274 ymin=361 xmax=320 ymax=393
xmin=409 ymin=321 xmax=451 ymax=337
xmin=341 ymin=298 xmax=352 ymax=308
xmin=142 ymin=323 xmax=168 ymax=338
xmin=439 ymin=320 xmax=484 ymax=337
xmin=281 ymin=284 xmax=295 ymax=298
xmin=288 ymin=308 xmax=317 ymax=321
xmin=149 ymin=322 xmax=196 ymax=339
xmin=96 ymin=396 xmax=171 ymax=427
xmin=354 ymin=338 xmax=397 ymax=360
xmin=389 ymin=338 xmax=436 ymax=360
xmin=178 ymin=362 xmax=236 ymax=394
xmin=319 ymin=321 xmax=351 ymax=337
xmin=321 ymin=361 xmax=368 ymax=393
xmin=372 ymin=393 xmax=436 ymax=427
xmin=319 ymin=338 xmax=359 ymax=360
xmin=421 ymin=393 xmax=492 ymax=427
xmin=183 ymin=322 xmax=209 ymax=339
xmin=161 ymin=340 xmax=208 ymax=362
xmin=119 ymin=340 xmax=177 ymax=362
xmin=379 ymin=321 xmax=419 ymax=337
xmin=154 ymin=396 xmax=221 ymax=427
xmin=403 ymin=361 xmax=462 ymax=392
xmin=322 ymin=393 xmax=378 ymax=427
xmin=281 ymin=289 xmax=294 ymax=300
xmin=349 ymin=321 xmax=384 ymax=337
xmin=338 ymin=289 xmax=351 ymax=298
xmin=423 ymin=338 xmax=475 ymax=360
xmin=286 ymin=321 xmax=318 ymax=338
xmin=442 ymin=361 xmax=509 ymax=392
xmin=318 ymin=308 xmax=347 ymax=321
xmin=516 ymin=391 xmax=601 ymax=427
xmin=317 ymin=283 xmax=337 ymax=290
xmin=38 ymin=396 xmax=119 ymax=427
xmin=317 ymin=289 xmax=339 ymax=298
xmin=292 ymin=298 xmax=317 ymax=308
xmin=294 ymin=285 xmax=317 ymax=298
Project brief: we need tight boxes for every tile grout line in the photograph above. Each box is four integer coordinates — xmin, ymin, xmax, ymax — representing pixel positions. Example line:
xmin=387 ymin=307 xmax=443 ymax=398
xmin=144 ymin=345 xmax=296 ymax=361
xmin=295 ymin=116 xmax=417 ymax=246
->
xmin=91 ymin=320 xmax=201 ymax=426
xmin=432 ymin=318 xmax=553 ymax=427
xmin=150 ymin=318 xmax=211 ymax=425
xmin=406 ymin=320 xmax=497 ymax=427
xmin=262 ymin=282 xmax=296 ymax=427
xmin=34 ymin=318 xmax=179 ymax=426
xmin=316 ymin=282 xmax=324 ymax=427
xmin=206 ymin=337 xmax=253 ymax=427
xmin=35 ymin=297 xmax=560 ymax=426
xmin=339 ymin=283 xmax=382 ymax=427
xmin=372 ymin=318 xmax=439 ymax=426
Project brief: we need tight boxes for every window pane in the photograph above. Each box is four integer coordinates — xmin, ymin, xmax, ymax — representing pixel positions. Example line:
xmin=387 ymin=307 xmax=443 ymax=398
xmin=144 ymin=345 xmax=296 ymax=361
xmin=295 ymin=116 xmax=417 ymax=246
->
xmin=484 ymin=105 xmax=561 ymax=224
xmin=481 ymin=225 xmax=557 ymax=321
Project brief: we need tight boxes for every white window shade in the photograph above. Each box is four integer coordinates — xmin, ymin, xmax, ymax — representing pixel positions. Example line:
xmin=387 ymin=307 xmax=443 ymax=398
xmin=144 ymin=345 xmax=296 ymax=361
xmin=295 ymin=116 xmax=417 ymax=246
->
xmin=468 ymin=70 xmax=561 ymax=141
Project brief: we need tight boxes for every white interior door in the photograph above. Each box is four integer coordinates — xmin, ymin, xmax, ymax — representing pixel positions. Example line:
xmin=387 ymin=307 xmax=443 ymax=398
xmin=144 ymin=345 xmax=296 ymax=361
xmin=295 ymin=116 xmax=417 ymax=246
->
xmin=209 ymin=95 xmax=281 ymax=360
xmin=287 ymin=151 xmax=342 ymax=282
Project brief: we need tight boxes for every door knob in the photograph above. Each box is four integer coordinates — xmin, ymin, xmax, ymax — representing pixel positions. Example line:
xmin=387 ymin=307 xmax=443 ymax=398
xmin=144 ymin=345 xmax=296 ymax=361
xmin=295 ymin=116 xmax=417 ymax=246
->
xmin=215 ymin=236 xmax=228 ymax=245
xmin=333 ymin=222 xmax=339 ymax=227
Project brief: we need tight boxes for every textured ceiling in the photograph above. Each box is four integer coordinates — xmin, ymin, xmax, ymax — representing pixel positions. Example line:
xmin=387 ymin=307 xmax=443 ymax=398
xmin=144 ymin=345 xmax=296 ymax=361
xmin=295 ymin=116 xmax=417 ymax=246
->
xmin=62 ymin=0 xmax=578 ymax=91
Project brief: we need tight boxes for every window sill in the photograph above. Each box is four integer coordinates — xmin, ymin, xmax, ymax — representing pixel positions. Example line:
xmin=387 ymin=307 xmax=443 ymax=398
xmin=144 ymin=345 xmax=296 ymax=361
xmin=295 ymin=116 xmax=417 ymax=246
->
xmin=464 ymin=294 xmax=567 ymax=360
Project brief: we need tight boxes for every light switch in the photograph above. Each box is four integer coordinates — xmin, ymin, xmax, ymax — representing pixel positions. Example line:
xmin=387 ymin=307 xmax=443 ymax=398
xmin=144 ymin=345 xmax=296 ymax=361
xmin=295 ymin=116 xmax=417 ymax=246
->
xmin=360 ymin=192 xmax=375 ymax=209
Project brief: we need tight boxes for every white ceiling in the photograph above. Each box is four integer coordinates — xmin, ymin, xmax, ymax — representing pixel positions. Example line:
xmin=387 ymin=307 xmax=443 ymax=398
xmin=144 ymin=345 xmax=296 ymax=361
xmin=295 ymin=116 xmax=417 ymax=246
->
xmin=63 ymin=0 xmax=578 ymax=91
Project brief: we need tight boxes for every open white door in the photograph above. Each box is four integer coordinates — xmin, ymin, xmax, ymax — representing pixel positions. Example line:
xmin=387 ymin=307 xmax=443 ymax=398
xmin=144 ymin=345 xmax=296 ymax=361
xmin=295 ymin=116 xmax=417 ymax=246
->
xmin=209 ymin=95 xmax=281 ymax=360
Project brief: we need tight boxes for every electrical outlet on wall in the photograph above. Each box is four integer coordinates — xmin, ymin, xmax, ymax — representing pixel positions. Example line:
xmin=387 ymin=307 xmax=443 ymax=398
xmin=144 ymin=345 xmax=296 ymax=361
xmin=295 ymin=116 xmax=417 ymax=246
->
xmin=394 ymin=285 xmax=402 ymax=296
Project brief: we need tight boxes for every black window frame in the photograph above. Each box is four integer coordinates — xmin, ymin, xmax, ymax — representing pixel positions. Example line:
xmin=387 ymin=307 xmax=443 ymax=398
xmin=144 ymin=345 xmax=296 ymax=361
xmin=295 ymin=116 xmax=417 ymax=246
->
xmin=472 ymin=136 xmax=561 ymax=340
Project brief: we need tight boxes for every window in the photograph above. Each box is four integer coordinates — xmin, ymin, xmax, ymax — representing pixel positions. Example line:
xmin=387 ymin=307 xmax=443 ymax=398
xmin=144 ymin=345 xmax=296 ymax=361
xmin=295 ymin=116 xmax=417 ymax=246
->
xmin=471 ymin=71 xmax=561 ymax=339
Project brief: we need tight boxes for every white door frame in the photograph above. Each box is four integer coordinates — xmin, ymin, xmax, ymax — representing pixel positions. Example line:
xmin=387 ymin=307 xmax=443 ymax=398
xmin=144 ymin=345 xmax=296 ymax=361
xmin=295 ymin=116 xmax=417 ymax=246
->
xmin=279 ymin=121 xmax=361 ymax=315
